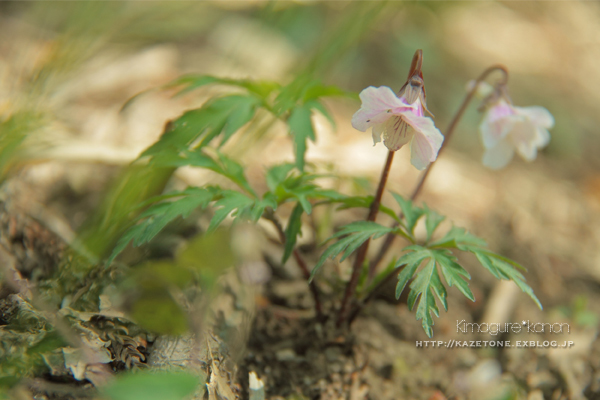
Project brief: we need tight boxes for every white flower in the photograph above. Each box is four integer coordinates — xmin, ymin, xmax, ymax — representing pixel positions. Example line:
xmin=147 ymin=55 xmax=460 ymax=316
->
xmin=351 ymin=86 xmax=444 ymax=170
xmin=480 ymin=99 xmax=554 ymax=169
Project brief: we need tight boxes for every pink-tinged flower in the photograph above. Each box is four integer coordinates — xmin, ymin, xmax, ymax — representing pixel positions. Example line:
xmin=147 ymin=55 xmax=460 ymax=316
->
xmin=351 ymin=85 xmax=444 ymax=170
xmin=480 ymin=99 xmax=554 ymax=169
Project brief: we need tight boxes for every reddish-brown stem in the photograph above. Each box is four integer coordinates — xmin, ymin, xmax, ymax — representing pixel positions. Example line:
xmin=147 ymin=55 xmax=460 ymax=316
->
xmin=292 ymin=249 xmax=324 ymax=319
xmin=336 ymin=151 xmax=395 ymax=328
xmin=263 ymin=211 xmax=324 ymax=320
xmin=354 ymin=65 xmax=509 ymax=322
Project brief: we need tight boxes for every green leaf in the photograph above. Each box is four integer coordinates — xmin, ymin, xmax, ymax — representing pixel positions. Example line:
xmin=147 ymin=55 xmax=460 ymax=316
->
xmin=395 ymin=245 xmax=475 ymax=337
xmin=395 ymin=248 xmax=431 ymax=298
xmin=208 ymin=190 xmax=275 ymax=232
xmin=310 ymin=221 xmax=394 ymax=281
xmin=473 ymin=250 xmax=542 ymax=310
xmin=108 ymin=187 xmax=217 ymax=264
xmin=423 ymin=204 xmax=445 ymax=242
xmin=156 ymin=150 xmax=256 ymax=197
xmin=430 ymin=226 xmax=487 ymax=251
xmin=140 ymin=107 xmax=222 ymax=159
xmin=266 ymin=163 xmax=296 ymax=192
xmin=288 ymin=104 xmax=315 ymax=171
xmin=208 ymin=191 xmax=255 ymax=233
xmin=132 ymin=187 xmax=216 ymax=243
xmin=429 ymin=224 xmax=540 ymax=310
xmin=434 ymin=250 xmax=475 ymax=303
xmin=391 ymin=192 xmax=424 ymax=234
xmin=168 ymin=74 xmax=279 ymax=99
xmin=407 ymin=259 xmax=442 ymax=338
xmin=152 ymin=149 xmax=216 ymax=169
xmin=213 ymin=152 xmax=256 ymax=196
xmin=201 ymin=95 xmax=261 ymax=147
xmin=273 ymin=76 xmax=350 ymax=116
xmin=302 ymin=82 xmax=347 ymax=102
xmin=335 ymin=196 xmax=402 ymax=223
xmin=142 ymin=95 xmax=259 ymax=161
xmin=252 ymin=193 xmax=278 ymax=222
xmin=305 ymin=99 xmax=336 ymax=129
xmin=282 ymin=203 xmax=304 ymax=264
xmin=102 ymin=371 xmax=202 ymax=400
xmin=273 ymin=74 xmax=312 ymax=115
xmin=220 ymin=96 xmax=261 ymax=146
xmin=270 ymin=169 xmax=345 ymax=213
xmin=168 ymin=74 xmax=222 ymax=93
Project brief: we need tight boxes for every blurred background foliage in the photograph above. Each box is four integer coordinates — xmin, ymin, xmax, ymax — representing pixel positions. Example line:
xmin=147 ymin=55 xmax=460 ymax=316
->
xmin=2 ymin=0 xmax=598 ymax=171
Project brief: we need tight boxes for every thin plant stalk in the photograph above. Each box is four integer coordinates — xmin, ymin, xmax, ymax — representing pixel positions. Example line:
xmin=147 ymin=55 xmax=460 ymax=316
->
xmin=263 ymin=211 xmax=324 ymax=320
xmin=336 ymin=150 xmax=395 ymax=327
xmin=336 ymin=49 xmax=424 ymax=328
xmin=349 ymin=65 xmax=509 ymax=324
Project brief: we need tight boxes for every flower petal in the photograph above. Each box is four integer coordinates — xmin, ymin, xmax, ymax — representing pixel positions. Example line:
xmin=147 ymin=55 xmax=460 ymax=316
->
xmin=383 ymin=116 xmax=413 ymax=151
xmin=533 ymin=127 xmax=551 ymax=148
xmin=509 ymin=120 xmax=539 ymax=161
xmin=515 ymin=105 xmax=554 ymax=129
xmin=410 ymin=131 xmax=435 ymax=170
xmin=372 ymin=123 xmax=384 ymax=146
xmin=401 ymin=113 xmax=444 ymax=170
xmin=351 ymin=86 xmax=414 ymax=132
xmin=482 ymin=139 xmax=515 ymax=169
xmin=480 ymin=102 xmax=517 ymax=148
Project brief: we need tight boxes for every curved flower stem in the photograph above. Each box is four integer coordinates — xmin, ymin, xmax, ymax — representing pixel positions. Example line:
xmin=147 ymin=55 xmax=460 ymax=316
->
xmin=408 ymin=64 xmax=508 ymax=201
xmin=263 ymin=210 xmax=324 ymax=320
xmin=336 ymin=150 xmax=395 ymax=328
xmin=350 ymin=65 xmax=509 ymax=323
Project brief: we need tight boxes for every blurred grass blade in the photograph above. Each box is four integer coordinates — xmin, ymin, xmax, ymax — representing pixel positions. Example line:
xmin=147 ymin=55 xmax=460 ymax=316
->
xmin=0 ymin=112 xmax=43 ymax=181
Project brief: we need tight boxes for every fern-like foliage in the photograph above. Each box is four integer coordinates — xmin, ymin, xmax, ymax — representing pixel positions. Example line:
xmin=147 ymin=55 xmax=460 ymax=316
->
xmin=395 ymin=246 xmax=474 ymax=337
xmin=108 ymin=75 xmax=348 ymax=264
xmin=265 ymin=163 xmax=346 ymax=263
xmin=388 ymin=193 xmax=541 ymax=337
xmin=310 ymin=221 xmax=396 ymax=281
xmin=107 ymin=187 xmax=219 ymax=264
xmin=313 ymin=191 xmax=541 ymax=337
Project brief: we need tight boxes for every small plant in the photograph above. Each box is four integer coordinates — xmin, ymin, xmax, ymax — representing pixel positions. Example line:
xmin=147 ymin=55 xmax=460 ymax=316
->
xmin=110 ymin=50 xmax=550 ymax=337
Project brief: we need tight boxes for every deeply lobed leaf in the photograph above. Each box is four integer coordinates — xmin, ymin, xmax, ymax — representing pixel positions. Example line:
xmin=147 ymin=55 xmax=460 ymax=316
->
xmin=430 ymin=226 xmax=487 ymax=250
xmin=208 ymin=190 xmax=276 ymax=233
xmin=282 ymin=203 xmax=304 ymax=264
xmin=431 ymin=225 xmax=540 ymax=308
xmin=310 ymin=221 xmax=394 ymax=282
xmin=473 ymin=250 xmax=542 ymax=309
xmin=107 ymin=187 xmax=218 ymax=264
xmin=334 ymin=196 xmax=402 ymax=224
xmin=167 ymin=74 xmax=280 ymax=100
xmin=391 ymin=192 xmax=424 ymax=234
xmin=395 ymin=245 xmax=475 ymax=337
xmin=266 ymin=164 xmax=346 ymax=213
xmin=288 ymin=104 xmax=316 ymax=171
xmin=142 ymin=95 xmax=260 ymax=163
